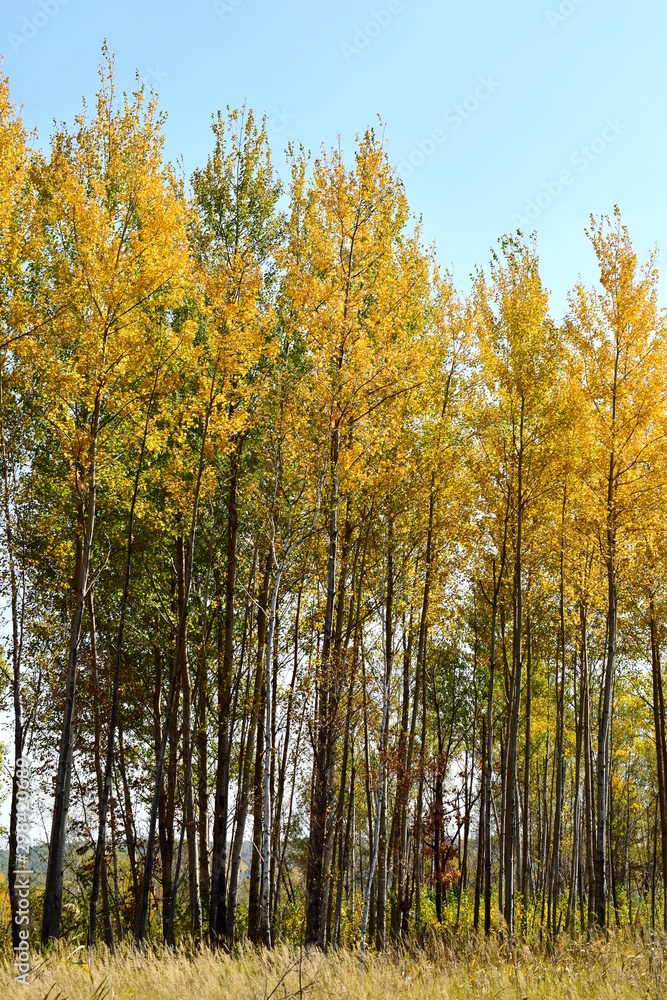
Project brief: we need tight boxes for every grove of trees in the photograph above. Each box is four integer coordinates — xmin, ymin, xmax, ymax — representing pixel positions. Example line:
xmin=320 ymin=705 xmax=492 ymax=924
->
xmin=2 ymin=52 xmax=667 ymax=954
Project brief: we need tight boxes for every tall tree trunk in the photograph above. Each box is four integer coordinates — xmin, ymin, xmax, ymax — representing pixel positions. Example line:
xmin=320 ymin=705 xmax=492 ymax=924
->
xmin=261 ymin=541 xmax=282 ymax=949
xmin=89 ymin=374 xmax=155 ymax=946
xmin=226 ymin=551 xmax=270 ymax=944
xmin=581 ymin=600 xmax=596 ymax=932
xmin=474 ymin=715 xmax=486 ymax=932
xmin=197 ymin=648 xmax=210 ymax=926
xmin=136 ymin=381 xmax=214 ymax=942
xmin=503 ymin=397 xmax=524 ymax=940
xmin=182 ymin=646 xmax=202 ymax=937
xmin=305 ymin=425 xmax=339 ymax=946
xmin=247 ymin=665 xmax=265 ymax=944
xmin=360 ymin=633 xmax=391 ymax=963
xmin=167 ymin=643 xmax=206 ymax=944
xmin=43 ymin=388 xmax=103 ymax=943
xmin=484 ymin=489 xmax=510 ymax=937
xmin=163 ymin=598 xmax=181 ymax=943
xmin=484 ymin=583 xmax=500 ymax=936
xmin=595 ymin=360 xmax=619 ymax=930
xmin=117 ymin=719 xmax=138 ymax=926
xmin=551 ymin=488 xmax=567 ymax=941
xmin=2 ymin=364 xmax=26 ymax=953
xmin=650 ymin=598 xmax=667 ymax=931
xmin=210 ymin=442 xmax=242 ymax=943
xmin=521 ymin=610 xmax=532 ymax=933
xmin=87 ymin=591 xmax=114 ymax=950
xmin=376 ymin=520 xmax=393 ymax=951
xmin=566 ymin=652 xmax=584 ymax=934
xmin=273 ymin=580 xmax=304 ymax=934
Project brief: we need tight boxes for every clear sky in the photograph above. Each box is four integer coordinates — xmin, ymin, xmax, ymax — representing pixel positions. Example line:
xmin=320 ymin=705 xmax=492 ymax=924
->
xmin=1 ymin=0 xmax=666 ymax=323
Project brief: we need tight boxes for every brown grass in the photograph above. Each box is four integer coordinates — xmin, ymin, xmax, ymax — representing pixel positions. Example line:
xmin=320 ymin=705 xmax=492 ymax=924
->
xmin=1 ymin=932 xmax=666 ymax=999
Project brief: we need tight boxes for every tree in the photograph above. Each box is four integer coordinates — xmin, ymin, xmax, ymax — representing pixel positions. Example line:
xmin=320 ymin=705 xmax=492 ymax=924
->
xmin=568 ymin=208 xmax=665 ymax=928
xmin=38 ymin=49 xmax=190 ymax=942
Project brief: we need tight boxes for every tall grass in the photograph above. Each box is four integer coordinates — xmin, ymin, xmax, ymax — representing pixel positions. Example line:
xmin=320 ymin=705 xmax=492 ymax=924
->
xmin=1 ymin=931 xmax=666 ymax=1000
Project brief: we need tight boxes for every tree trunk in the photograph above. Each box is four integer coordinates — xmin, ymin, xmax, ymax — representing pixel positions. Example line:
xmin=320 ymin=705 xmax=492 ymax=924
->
xmin=566 ymin=651 xmax=584 ymax=934
xmin=210 ymin=442 xmax=241 ymax=943
xmin=581 ymin=600 xmax=596 ymax=932
xmin=474 ymin=715 xmax=486 ymax=932
xmin=261 ymin=544 xmax=282 ymax=948
xmin=305 ymin=426 xmax=339 ymax=946
xmin=136 ymin=383 xmax=214 ymax=943
xmin=43 ymin=391 xmax=102 ymax=943
xmin=2 ymin=364 xmax=26 ymax=953
xmin=503 ymin=397 xmax=524 ymax=939
xmin=87 ymin=591 xmax=114 ymax=950
xmin=595 ymin=361 xmax=619 ymax=930
xmin=650 ymin=599 xmax=667 ymax=931
xmin=551 ymin=488 xmax=567 ymax=941
xmin=89 ymin=375 xmax=154 ymax=946
xmin=376 ymin=522 xmax=393 ymax=951
xmin=226 ymin=551 xmax=270 ymax=944
xmin=521 ymin=610 xmax=532 ymax=933
xmin=247 ymin=663 xmax=265 ymax=944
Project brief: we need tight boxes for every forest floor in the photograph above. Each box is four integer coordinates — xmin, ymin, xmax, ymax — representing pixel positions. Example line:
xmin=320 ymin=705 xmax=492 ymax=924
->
xmin=1 ymin=932 xmax=665 ymax=999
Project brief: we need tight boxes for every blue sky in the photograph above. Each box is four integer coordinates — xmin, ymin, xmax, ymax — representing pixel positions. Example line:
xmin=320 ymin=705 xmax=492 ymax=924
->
xmin=1 ymin=0 xmax=666 ymax=318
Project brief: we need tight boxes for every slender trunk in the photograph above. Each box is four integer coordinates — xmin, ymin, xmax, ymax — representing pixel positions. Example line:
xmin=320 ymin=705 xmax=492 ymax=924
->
xmin=136 ymin=381 xmax=214 ymax=942
xmin=261 ymin=544 xmax=282 ymax=949
xmin=650 ymin=600 xmax=667 ymax=931
xmin=521 ymin=611 xmax=532 ymax=933
xmin=183 ymin=646 xmax=202 ymax=937
xmin=168 ymin=645 xmax=206 ymax=944
xmin=484 ymin=490 xmax=510 ymax=937
xmin=474 ymin=715 xmax=486 ymax=932
xmin=581 ymin=600 xmax=596 ymax=932
xmin=163 ymin=592 xmax=181 ymax=943
xmin=247 ymin=663 xmax=265 ymax=944
xmin=434 ymin=773 xmax=443 ymax=923
xmin=43 ymin=387 xmax=103 ymax=943
xmin=2 ymin=365 xmax=26 ymax=952
xmin=485 ymin=589 xmax=500 ymax=937
xmin=595 ymin=355 xmax=618 ymax=930
xmin=360 ymin=641 xmax=391 ymax=965
xmin=87 ymin=591 xmax=114 ymax=949
xmin=334 ymin=755 xmax=356 ymax=947
xmin=197 ymin=647 xmax=210 ymax=925
xmin=89 ymin=374 xmax=155 ymax=945
xmin=376 ymin=522 xmax=393 ymax=951
xmin=305 ymin=422 xmax=339 ymax=947
xmin=566 ymin=653 xmax=584 ymax=934
xmin=415 ymin=618 xmax=428 ymax=934
xmin=551 ymin=488 xmax=567 ymax=941
xmin=273 ymin=580 xmax=303 ymax=933
xmin=225 ymin=623 xmax=265 ymax=943
xmin=117 ymin=719 xmax=138 ymax=926
xmin=210 ymin=443 xmax=241 ymax=942
xmin=503 ymin=397 xmax=524 ymax=939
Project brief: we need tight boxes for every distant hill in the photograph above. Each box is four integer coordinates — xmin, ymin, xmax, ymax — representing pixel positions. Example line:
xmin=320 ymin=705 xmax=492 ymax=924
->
xmin=0 ymin=844 xmax=48 ymax=883
xmin=0 ymin=840 xmax=254 ymax=888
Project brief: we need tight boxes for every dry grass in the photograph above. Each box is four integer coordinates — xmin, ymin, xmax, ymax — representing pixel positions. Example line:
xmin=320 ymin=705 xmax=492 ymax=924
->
xmin=2 ymin=932 xmax=666 ymax=999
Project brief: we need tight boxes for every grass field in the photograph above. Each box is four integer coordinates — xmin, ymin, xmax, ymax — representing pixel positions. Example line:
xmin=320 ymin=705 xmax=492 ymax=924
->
xmin=1 ymin=933 xmax=666 ymax=1000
